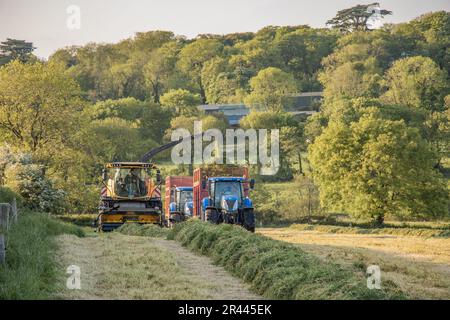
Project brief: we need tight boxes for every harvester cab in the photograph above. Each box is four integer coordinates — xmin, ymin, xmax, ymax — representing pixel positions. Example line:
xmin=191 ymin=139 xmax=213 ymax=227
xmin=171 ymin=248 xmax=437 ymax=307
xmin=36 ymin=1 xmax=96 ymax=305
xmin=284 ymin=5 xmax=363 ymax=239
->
xmin=97 ymin=162 xmax=163 ymax=231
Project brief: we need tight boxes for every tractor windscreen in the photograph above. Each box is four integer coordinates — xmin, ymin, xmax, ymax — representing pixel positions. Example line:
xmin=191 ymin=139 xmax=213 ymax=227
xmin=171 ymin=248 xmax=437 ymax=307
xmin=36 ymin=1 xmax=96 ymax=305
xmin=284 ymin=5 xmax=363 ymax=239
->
xmin=213 ymin=181 xmax=243 ymax=206
xmin=178 ymin=190 xmax=193 ymax=205
xmin=109 ymin=168 xmax=149 ymax=198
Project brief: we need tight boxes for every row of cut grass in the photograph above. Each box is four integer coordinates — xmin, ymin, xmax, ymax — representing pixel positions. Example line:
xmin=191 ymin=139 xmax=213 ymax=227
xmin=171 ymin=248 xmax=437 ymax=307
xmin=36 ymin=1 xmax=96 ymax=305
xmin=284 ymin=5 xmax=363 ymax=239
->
xmin=166 ymin=220 xmax=407 ymax=300
xmin=289 ymin=223 xmax=450 ymax=238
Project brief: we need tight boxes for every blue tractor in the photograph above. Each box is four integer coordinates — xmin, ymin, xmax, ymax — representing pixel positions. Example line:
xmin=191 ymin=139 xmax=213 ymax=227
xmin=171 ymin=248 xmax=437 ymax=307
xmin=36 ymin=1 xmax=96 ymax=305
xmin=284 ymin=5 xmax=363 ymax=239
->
xmin=200 ymin=177 xmax=256 ymax=232
xmin=168 ymin=187 xmax=193 ymax=225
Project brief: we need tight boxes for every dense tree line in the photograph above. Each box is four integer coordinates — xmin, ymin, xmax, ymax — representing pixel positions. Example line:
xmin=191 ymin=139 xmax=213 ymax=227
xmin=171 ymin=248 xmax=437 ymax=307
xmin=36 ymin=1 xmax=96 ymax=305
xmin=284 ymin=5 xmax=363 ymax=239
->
xmin=0 ymin=6 xmax=448 ymax=222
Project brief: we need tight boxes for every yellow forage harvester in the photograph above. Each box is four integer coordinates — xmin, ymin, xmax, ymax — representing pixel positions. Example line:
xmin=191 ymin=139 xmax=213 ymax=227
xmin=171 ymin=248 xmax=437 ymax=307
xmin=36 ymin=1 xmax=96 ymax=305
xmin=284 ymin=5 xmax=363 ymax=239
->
xmin=97 ymin=162 xmax=163 ymax=231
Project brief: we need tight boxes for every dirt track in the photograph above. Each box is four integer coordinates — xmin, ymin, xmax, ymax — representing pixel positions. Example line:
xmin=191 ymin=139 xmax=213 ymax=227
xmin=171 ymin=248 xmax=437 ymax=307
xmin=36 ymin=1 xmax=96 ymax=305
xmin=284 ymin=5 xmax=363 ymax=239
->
xmin=55 ymin=232 xmax=260 ymax=300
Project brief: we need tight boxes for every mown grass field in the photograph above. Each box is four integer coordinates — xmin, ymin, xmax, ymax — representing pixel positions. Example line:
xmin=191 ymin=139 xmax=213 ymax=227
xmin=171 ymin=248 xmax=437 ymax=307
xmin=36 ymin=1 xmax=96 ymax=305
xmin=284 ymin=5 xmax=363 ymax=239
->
xmin=259 ymin=226 xmax=450 ymax=299
xmin=56 ymin=231 xmax=260 ymax=300
xmin=6 ymin=209 xmax=450 ymax=300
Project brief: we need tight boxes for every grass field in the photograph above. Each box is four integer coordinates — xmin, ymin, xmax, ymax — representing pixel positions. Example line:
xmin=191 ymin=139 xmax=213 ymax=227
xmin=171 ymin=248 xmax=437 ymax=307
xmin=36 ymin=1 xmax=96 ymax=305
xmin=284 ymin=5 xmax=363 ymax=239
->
xmin=259 ymin=227 xmax=450 ymax=299
xmin=56 ymin=231 xmax=259 ymax=300
xmin=0 ymin=212 xmax=84 ymax=299
xmin=167 ymin=220 xmax=407 ymax=299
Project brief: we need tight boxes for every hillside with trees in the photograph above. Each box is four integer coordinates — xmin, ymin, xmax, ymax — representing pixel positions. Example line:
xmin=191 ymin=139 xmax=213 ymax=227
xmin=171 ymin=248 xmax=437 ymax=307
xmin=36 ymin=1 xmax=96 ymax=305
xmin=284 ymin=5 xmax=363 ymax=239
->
xmin=0 ymin=5 xmax=448 ymax=224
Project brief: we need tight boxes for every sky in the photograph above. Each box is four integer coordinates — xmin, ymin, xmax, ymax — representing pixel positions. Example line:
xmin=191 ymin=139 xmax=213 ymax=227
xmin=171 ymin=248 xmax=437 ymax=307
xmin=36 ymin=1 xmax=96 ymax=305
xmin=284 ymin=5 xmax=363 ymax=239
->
xmin=1 ymin=0 xmax=449 ymax=58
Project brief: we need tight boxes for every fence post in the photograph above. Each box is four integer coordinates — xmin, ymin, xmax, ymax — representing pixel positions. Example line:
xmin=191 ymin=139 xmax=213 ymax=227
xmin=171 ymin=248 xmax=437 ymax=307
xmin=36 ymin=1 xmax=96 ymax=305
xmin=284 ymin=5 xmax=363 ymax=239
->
xmin=0 ymin=204 xmax=9 ymax=231
xmin=0 ymin=234 xmax=5 ymax=264
xmin=0 ymin=204 xmax=9 ymax=264
xmin=11 ymin=198 xmax=17 ymax=224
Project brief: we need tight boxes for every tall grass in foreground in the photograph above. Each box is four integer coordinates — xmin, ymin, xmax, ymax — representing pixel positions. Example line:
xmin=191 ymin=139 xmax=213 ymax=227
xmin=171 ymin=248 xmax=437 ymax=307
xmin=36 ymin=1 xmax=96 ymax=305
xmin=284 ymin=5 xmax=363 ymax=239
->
xmin=167 ymin=220 xmax=407 ymax=300
xmin=0 ymin=212 xmax=84 ymax=299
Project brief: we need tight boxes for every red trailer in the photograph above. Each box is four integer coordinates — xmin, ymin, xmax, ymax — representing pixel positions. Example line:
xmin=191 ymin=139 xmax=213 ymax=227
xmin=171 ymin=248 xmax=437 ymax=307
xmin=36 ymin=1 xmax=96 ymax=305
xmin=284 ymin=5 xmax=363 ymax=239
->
xmin=193 ymin=166 xmax=250 ymax=218
xmin=164 ymin=176 xmax=193 ymax=222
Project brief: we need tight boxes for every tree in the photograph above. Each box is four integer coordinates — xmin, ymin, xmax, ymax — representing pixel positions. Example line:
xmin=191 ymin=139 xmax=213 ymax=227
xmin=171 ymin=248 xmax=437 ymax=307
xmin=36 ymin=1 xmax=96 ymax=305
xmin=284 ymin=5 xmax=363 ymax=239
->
xmin=144 ymin=41 xmax=181 ymax=103
xmin=244 ymin=67 xmax=297 ymax=111
xmin=139 ymin=103 xmax=173 ymax=143
xmin=326 ymin=3 xmax=392 ymax=33
xmin=177 ymin=39 xmax=223 ymax=102
xmin=240 ymin=110 xmax=299 ymax=180
xmin=309 ymin=111 xmax=449 ymax=224
xmin=0 ymin=38 xmax=36 ymax=65
xmin=79 ymin=117 xmax=157 ymax=163
xmin=160 ymin=89 xmax=202 ymax=117
xmin=0 ymin=61 xmax=83 ymax=157
xmin=201 ymin=57 xmax=239 ymax=104
xmin=87 ymin=97 xmax=148 ymax=121
xmin=381 ymin=56 xmax=449 ymax=112
xmin=320 ymin=58 xmax=382 ymax=101
xmin=5 ymin=161 xmax=66 ymax=214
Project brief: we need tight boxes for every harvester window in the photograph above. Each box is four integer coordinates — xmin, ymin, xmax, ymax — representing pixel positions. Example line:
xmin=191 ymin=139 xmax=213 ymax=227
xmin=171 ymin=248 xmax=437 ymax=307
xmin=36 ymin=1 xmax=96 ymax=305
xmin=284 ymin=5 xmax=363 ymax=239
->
xmin=111 ymin=168 xmax=149 ymax=198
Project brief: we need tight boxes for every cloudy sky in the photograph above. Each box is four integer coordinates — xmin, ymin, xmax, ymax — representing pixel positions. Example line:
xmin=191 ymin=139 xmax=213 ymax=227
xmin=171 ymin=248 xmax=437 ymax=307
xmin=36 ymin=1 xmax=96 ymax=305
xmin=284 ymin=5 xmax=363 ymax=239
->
xmin=1 ymin=0 xmax=449 ymax=58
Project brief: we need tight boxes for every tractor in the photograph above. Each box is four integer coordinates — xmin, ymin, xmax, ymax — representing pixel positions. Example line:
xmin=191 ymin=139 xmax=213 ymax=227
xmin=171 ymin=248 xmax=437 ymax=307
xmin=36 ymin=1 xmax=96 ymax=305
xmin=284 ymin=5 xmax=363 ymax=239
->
xmin=165 ymin=176 xmax=193 ymax=226
xmin=193 ymin=167 xmax=256 ymax=232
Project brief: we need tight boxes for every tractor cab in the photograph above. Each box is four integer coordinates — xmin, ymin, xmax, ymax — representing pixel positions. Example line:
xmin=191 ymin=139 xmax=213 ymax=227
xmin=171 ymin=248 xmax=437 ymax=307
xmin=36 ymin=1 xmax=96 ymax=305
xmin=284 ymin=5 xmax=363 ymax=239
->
xmin=207 ymin=178 xmax=245 ymax=213
xmin=169 ymin=187 xmax=194 ymax=218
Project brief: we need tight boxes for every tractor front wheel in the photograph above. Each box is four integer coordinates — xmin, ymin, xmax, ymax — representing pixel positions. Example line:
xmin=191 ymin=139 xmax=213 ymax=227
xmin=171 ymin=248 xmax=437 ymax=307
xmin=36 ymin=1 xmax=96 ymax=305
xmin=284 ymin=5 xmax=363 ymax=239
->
xmin=205 ymin=209 xmax=220 ymax=224
xmin=243 ymin=209 xmax=256 ymax=233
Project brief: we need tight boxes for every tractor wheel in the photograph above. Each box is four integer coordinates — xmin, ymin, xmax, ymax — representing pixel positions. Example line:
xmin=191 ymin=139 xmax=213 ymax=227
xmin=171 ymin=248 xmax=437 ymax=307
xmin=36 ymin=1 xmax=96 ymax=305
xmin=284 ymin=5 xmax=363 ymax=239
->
xmin=205 ymin=209 xmax=220 ymax=224
xmin=243 ymin=210 xmax=256 ymax=233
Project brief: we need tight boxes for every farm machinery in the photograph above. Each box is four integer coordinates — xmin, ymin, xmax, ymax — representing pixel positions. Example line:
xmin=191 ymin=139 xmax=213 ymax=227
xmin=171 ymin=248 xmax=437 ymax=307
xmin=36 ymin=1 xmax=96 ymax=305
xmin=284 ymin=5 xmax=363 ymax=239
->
xmin=96 ymin=135 xmax=256 ymax=232
xmin=97 ymin=162 xmax=163 ymax=232
xmin=164 ymin=176 xmax=193 ymax=226
xmin=193 ymin=166 xmax=256 ymax=232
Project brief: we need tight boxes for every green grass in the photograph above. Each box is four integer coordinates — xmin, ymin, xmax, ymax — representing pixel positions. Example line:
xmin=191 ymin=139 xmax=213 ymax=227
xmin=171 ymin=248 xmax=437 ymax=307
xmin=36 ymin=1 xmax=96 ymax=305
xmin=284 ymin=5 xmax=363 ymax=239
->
xmin=117 ymin=223 xmax=169 ymax=238
xmin=0 ymin=212 xmax=85 ymax=299
xmin=289 ymin=223 xmax=450 ymax=238
xmin=56 ymin=214 xmax=97 ymax=227
xmin=167 ymin=220 xmax=407 ymax=300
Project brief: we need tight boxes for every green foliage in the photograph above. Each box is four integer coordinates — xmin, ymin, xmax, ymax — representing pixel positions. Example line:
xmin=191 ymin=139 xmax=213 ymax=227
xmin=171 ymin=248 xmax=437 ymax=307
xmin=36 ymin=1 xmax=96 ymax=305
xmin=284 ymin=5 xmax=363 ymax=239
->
xmin=241 ymin=110 xmax=300 ymax=181
xmin=80 ymin=117 xmax=157 ymax=162
xmin=244 ymin=67 xmax=297 ymax=111
xmin=0 ymin=212 xmax=84 ymax=299
xmin=144 ymin=41 xmax=182 ymax=103
xmin=381 ymin=56 xmax=449 ymax=112
xmin=309 ymin=109 xmax=449 ymax=223
xmin=0 ymin=186 xmax=23 ymax=206
xmin=0 ymin=61 xmax=83 ymax=155
xmin=167 ymin=220 xmax=406 ymax=299
xmin=160 ymin=89 xmax=202 ymax=116
xmin=5 ymin=163 xmax=66 ymax=214
xmin=177 ymin=39 xmax=224 ymax=102
xmin=88 ymin=97 xmax=148 ymax=121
